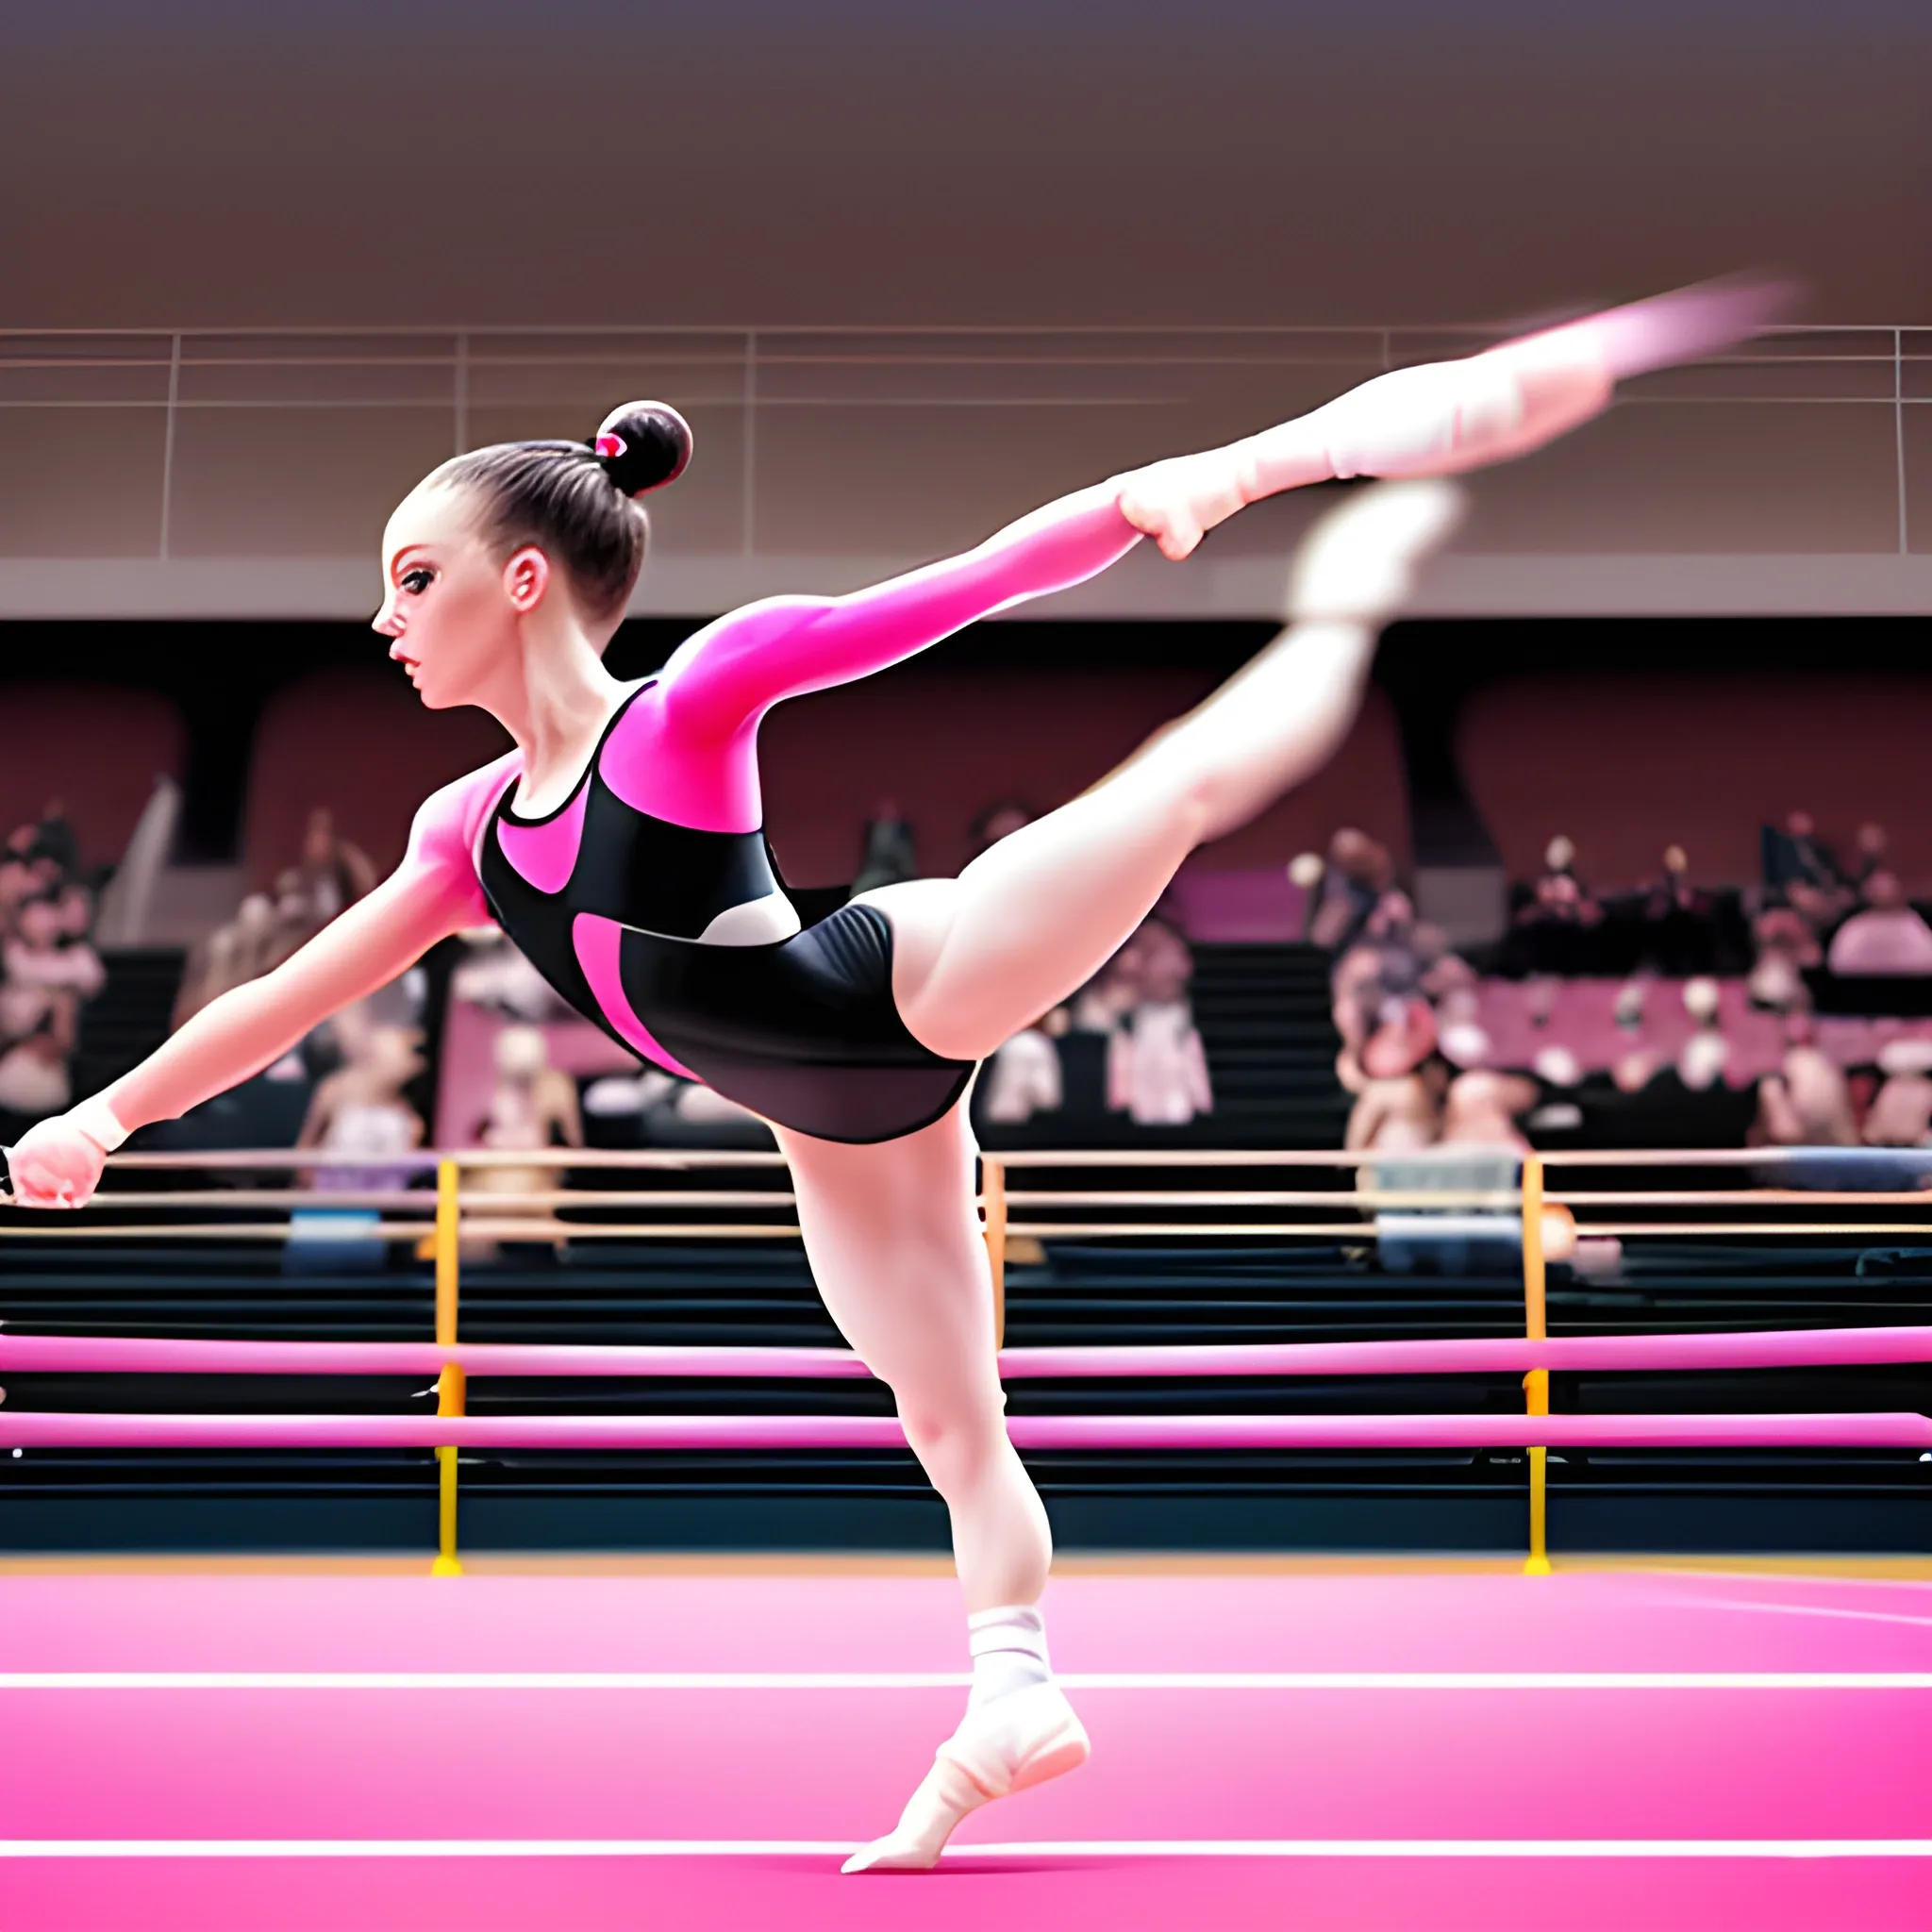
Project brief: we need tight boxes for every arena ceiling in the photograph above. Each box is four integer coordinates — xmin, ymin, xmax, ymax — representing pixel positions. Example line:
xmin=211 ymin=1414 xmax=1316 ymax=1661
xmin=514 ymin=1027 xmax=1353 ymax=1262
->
xmin=1 ymin=0 xmax=1925 ymax=334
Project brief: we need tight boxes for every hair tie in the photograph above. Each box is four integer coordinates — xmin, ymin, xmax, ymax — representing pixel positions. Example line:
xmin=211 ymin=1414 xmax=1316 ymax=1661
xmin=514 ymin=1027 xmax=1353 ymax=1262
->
xmin=594 ymin=433 xmax=626 ymax=460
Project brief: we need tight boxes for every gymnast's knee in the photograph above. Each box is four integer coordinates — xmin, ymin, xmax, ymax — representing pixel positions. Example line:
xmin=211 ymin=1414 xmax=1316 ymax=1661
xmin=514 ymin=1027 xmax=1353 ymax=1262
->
xmin=897 ymin=1393 xmax=1010 ymax=1493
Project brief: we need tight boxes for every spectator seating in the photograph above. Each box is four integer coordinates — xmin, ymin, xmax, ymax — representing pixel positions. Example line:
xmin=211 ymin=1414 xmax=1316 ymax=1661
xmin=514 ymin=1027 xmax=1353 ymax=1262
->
xmin=1458 ymin=673 xmax=1932 ymax=892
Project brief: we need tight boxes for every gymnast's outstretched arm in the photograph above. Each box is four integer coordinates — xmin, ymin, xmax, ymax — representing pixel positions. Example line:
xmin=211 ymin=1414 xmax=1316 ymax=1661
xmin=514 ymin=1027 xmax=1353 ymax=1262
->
xmin=651 ymin=485 xmax=1145 ymax=743
xmin=4 ymin=772 xmax=501 ymax=1208
xmin=654 ymin=275 xmax=1787 ymax=747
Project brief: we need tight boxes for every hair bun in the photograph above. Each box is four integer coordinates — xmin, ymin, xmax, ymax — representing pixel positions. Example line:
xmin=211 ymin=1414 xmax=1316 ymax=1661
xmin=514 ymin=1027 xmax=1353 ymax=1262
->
xmin=591 ymin=402 xmax=692 ymax=497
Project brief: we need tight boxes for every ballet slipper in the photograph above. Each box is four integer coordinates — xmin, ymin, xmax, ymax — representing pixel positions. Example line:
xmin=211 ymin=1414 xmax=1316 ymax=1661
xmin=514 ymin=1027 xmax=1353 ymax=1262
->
xmin=841 ymin=1681 xmax=1091 ymax=1874
xmin=1286 ymin=478 xmax=1468 ymax=625
xmin=1310 ymin=275 xmax=1793 ymax=483
xmin=1226 ymin=274 xmax=1794 ymax=496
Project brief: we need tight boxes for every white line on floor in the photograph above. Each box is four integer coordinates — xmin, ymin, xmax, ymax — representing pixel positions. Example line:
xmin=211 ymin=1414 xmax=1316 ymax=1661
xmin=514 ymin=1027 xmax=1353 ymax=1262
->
xmin=0 ymin=1670 xmax=1928 ymax=1690
xmin=1682 ymin=1598 xmax=1932 ymax=1630
xmin=1 ymin=1839 xmax=1929 ymax=1859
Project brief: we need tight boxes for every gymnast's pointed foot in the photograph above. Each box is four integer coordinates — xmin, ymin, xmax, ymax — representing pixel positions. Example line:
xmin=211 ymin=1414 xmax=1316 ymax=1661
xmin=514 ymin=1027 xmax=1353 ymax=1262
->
xmin=841 ymin=1681 xmax=1091 ymax=1874
xmin=1314 ymin=275 xmax=1794 ymax=483
xmin=1288 ymin=477 xmax=1468 ymax=625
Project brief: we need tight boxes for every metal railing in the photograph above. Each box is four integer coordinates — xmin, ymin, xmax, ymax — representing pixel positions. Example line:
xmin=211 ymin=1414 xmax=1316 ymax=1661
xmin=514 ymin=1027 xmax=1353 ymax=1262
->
xmin=0 ymin=321 xmax=1924 ymax=559
xmin=4 ymin=1142 xmax=1930 ymax=1575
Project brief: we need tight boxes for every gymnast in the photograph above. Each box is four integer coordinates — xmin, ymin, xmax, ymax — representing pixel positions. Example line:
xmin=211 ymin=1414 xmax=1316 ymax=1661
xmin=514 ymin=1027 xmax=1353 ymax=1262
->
xmin=8 ymin=278 xmax=1776 ymax=1871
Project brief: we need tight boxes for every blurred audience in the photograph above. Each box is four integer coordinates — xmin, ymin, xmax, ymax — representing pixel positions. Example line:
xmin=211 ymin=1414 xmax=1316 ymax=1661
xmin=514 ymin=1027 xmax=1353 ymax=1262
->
xmin=1748 ymin=903 xmax=1821 ymax=1012
xmin=1441 ymin=1068 xmax=1539 ymax=1149
xmin=0 ymin=807 xmax=103 ymax=1132
xmin=1852 ymin=821 xmax=1891 ymax=889
xmin=1762 ymin=808 xmax=1857 ymax=930
xmin=1307 ymin=827 xmax=1399 ymax=954
xmin=293 ymin=808 xmax=376 ymax=925
xmin=450 ymin=928 xmax=575 ymax=1023
xmin=1509 ymin=836 xmax=1604 ymax=975
xmin=1864 ymin=1040 xmax=1932 ymax=1147
xmin=1826 ymin=871 xmax=1932 ymax=975
xmin=1108 ymin=919 xmax=1213 ymax=1126
xmin=849 ymin=797 xmax=919 ymax=897
xmin=968 ymin=800 xmax=1035 ymax=863
xmin=982 ymin=1008 xmax=1068 ymax=1125
xmin=296 ymin=1024 xmax=426 ymax=1192
xmin=978 ymin=917 xmax=1214 ymax=1135
xmin=1676 ymin=976 xmax=1733 ymax=1092
xmin=1342 ymin=997 xmax=1442 ymax=1153
xmin=175 ymin=807 xmax=376 ymax=1027
xmin=1640 ymin=844 xmax=1718 ymax=975
xmin=464 ymin=1025 xmax=585 ymax=1247
xmin=1755 ymin=1027 xmax=1858 ymax=1148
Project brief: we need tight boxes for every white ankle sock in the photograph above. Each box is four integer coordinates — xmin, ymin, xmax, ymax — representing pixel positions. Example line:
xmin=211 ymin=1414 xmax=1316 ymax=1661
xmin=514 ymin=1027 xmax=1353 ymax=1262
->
xmin=967 ymin=1603 xmax=1053 ymax=1708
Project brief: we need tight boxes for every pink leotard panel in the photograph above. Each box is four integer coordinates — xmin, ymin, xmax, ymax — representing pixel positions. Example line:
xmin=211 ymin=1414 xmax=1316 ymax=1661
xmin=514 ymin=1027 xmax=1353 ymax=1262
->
xmin=599 ymin=488 xmax=1142 ymax=833
xmin=570 ymin=912 xmax=696 ymax=1077
xmin=401 ymin=753 xmax=520 ymax=926
xmin=494 ymin=780 xmax=590 ymax=894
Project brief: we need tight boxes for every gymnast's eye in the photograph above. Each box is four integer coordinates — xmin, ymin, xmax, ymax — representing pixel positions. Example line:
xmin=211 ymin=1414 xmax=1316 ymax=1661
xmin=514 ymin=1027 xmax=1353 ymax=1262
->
xmin=399 ymin=567 xmax=435 ymax=594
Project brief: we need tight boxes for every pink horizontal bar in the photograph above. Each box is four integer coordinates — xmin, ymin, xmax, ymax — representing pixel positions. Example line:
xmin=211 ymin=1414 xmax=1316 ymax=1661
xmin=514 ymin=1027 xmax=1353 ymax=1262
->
xmin=0 ymin=1412 xmax=1926 ymax=1452
xmin=1005 ymin=1326 xmax=1932 ymax=1379
xmin=5 ymin=1325 xmax=1932 ymax=1381
xmin=0 ymin=1337 xmax=872 ymax=1378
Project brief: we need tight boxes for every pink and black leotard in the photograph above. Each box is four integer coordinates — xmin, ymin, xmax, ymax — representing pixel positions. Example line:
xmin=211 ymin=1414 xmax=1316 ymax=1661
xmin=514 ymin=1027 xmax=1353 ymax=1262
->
xmin=406 ymin=491 xmax=1142 ymax=1144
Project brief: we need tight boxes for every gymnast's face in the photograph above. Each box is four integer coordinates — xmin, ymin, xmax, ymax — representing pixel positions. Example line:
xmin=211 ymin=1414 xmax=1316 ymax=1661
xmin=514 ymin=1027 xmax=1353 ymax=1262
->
xmin=373 ymin=483 xmax=549 ymax=710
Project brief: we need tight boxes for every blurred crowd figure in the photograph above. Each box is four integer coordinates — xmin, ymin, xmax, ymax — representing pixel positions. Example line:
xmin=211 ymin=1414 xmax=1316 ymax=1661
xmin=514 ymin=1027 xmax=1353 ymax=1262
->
xmin=450 ymin=926 xmax=577 ymax=1024
xmin=969 ymin=800 xmax=1035 ymax=862
xmin=1107 ymin=919 xmax=1213 ymax=1126
xmin=1307 ymin=826 xmax=1406 ymax=955
xmin=1826 ymin=870 xmax=1932 ymax=975
xmin=297 ymin=1024 xmax=426 ymax=1192
xmin=1862 ymin=1041 xmax=1932 ymax=1147
xmin=0 ymin=802 xmax=105 ymax=1127
xmin=849 ymin=796 xmax=920 ymax=898
xmin=984 ymin=914 xmax=1213 ymax=1130
xmin=175 ymin=809 xmax=375 ymax=1027
xmin=1754 ymin=1023 xmax=1857 ymax=1149
xmin=463 ymin=1024 xmax=586 ymax=1254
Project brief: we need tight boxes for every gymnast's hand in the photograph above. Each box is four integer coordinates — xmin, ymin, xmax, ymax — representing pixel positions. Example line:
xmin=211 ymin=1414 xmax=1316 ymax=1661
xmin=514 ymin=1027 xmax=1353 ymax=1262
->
xmin=5 ymin=1113 xmax=109 ymax=1208
xmin=1114 ymin=453 xmax=1250 ymax=562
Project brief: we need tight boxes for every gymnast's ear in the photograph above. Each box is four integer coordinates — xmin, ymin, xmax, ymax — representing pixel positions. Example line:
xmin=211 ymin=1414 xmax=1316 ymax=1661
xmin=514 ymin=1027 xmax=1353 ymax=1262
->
xmin=503 ymin=544 xmax=552 ymax=614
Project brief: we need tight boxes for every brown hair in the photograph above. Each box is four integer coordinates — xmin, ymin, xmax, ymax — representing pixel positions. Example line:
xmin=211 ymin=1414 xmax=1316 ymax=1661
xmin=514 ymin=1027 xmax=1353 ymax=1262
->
xmin=438 ymin=401 xmax=691 ymax=622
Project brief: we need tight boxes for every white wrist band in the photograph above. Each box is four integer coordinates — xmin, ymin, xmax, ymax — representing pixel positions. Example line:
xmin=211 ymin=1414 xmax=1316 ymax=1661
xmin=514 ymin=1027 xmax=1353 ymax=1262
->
xmin=68 ymin=1096 xmax=130 ymax=1155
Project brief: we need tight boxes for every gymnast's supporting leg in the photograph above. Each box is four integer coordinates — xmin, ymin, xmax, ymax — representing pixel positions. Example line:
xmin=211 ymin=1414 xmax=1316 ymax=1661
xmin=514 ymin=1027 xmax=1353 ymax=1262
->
xmin=879 ymin=478 xmax=1468 ymax=1066
xmin=772 ymin=1105 xmax=1083 ymax=1874
xmin=826 ymin=481 xmax=1466 ymax=1874
xmin=779 ymin=1103 xmax=1048 ymax=1611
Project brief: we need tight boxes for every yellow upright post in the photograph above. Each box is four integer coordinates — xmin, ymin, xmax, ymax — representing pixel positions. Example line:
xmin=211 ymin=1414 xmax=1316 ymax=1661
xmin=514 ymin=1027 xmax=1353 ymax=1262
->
xmin=1521 ymin=1152 xmax=1552 ymax=1575
xmin=432 ymin=1158 xmax=464 ymax=1578
xmin=981 ymin=1158 xmax=1008 ymax=1351
xmin=435 ymin=1158 xmax=460 ymax=1351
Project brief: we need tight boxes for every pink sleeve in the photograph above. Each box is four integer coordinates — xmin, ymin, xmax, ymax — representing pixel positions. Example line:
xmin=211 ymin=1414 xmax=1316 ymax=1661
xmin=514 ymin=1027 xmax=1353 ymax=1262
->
xmin=656 ymin=485 xmax=1142 ymax=741
xmin=402 ymin=757 xmax=517 ymax=927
